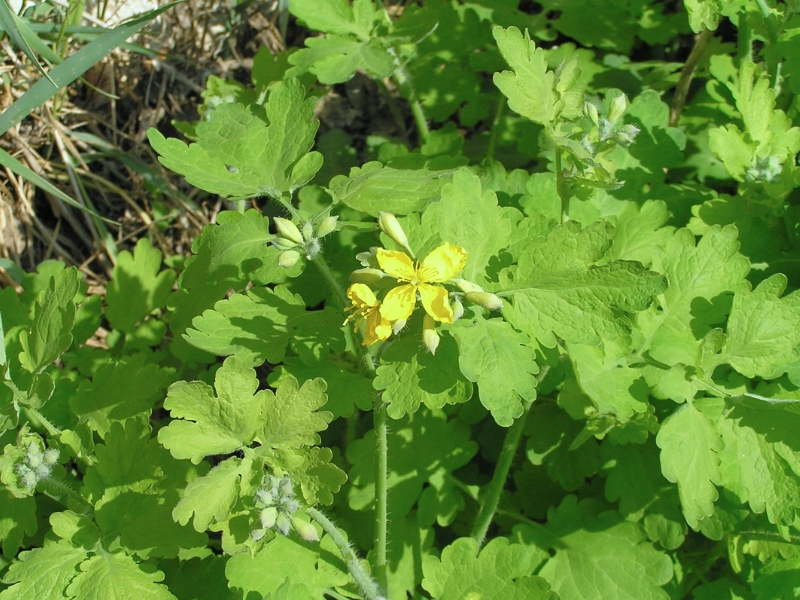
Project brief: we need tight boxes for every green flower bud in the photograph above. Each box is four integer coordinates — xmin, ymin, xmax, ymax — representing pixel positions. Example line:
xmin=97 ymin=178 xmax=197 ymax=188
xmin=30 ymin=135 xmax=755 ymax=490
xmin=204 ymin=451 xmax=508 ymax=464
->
xmin=451 ymin=297 xmax=464 ymax=321
xmin=584 ymin=101 xmax=599 ymax=125
xmin=260 ymin=507 xmax=278 ymax=529
xmin=272 ymin=236 xmax=298 ymax=250
xmin=304 ymin=238 xmax=321 ymax=260
xmin=316 ymin=215 xmax=339 ymax=238
xmin=607 ymin=94 xmax=627 ymax=123
xmin=251 ymin=528 xmax=267 ymax=541
xmin=43 ymin=448 xmax=59 ymax=466
xmin=278 ymin=250 xmax=300 ymax=269
xmin=422 ymin=314 xmax=439 ymax=355
xmin=392 ymin=319 xmax=407 ymax=335
xmin=292 ymin=517 xmax=320 ymax=542
xmin=302 ymin=221 xmax=314 ymax=241
xmin=350 ymin=268 xmax=386 ymax=284
xmin=276 ymin=512 xmax=291 ymax=536
xmin=452 ymin=278 xmax=484 ymax=294
xmin=466 ymin=291 xmax=504 ymax=311
xmin=274 ymin=217 xmax=304 ymax=245
xmin=378 ymin=212 xmax=411 ymax=252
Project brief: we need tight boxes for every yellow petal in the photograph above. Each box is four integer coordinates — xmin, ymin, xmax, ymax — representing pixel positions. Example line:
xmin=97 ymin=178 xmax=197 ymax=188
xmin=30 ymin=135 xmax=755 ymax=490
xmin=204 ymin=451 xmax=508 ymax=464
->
xmin=418 ymin=243 xmax=468 ymax=283
xmin=377 ymin=249 xmax=416 ymax=281
xmin=380 ymin=284 xmax=417 ymax=321
xmin=363 ymin=309 xmax=392 ymax=345
xmin=418 ymin=283 xmax=454 ymax=323
xmin=347 ymin=283 xmax=378 ymax=309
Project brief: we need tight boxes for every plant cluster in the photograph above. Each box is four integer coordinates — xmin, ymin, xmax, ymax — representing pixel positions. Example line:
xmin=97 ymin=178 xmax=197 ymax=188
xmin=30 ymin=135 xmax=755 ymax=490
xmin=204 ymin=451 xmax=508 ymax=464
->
xmin=2 ymin=0 xmax=800 ymax=599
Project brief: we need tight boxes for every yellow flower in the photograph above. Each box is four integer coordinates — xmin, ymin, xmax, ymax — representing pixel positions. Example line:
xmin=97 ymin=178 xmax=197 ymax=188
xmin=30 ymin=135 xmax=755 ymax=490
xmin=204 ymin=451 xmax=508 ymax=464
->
xmin=346 ymin=283 xmax=392 ymax=345
xmin=377 ymin=243 xmax=468 ymax=323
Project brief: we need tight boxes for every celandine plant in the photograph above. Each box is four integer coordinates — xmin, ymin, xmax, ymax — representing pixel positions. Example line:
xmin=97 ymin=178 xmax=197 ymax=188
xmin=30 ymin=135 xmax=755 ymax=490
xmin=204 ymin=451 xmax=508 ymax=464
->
xmin=2 ymin=0 xmax=800 ymax=598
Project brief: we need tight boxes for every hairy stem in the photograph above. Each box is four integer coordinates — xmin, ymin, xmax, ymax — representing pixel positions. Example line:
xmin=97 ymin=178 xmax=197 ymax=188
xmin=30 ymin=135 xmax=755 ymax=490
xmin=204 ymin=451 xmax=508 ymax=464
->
xmin=391 ymin=63 xmax=430 ymax=143
xmin=373 ymin=397 xmax=389 ymax=591
xmin=670 ymin=28 xmax=713 ymax=127
xmin=554 ymin=146 xmax=568 ymax=224
xmin=470 ymin=366 xmax=551 ymax=546
xmin=24 ymin=407 xmax=60 ymax=437
xmin=41 ymin=476 xmax=94 ymax=516
xmin=307 ymin=507 xmax=386 ymax=600
xmin=311 ymin=254 xmax=349 ymax=309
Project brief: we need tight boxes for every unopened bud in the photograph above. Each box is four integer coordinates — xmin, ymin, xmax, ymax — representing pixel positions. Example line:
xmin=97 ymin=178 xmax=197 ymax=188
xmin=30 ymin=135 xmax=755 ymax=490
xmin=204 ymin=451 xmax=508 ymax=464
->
xmin=292 ymin=517 xmax=320 ymax=542
xmin=316 ymin=215 xmax=339 ymax=238
xmin=615 ymin=123 xmax=640 ymax=147
xmin=350 ymin=268 xmax=386 ymax=284
xmin=607 ymin=94 xmax=627 ymax=123
xmin=278 ymin=250 xmax=300 ymax=268
xmin=451 ymin=297 xmax=464 ymax=321
xmin=584 ymin=102 xmax=599 ymax=125
xmin=272 ymin=236 xmax=298 ymax=250
xmin=422 ymin=314 xmax=440 ymax=355
xmin=276 ymin=512 xmax=291 ymax=536
xmin=466 ymin=291 xmax=503 ymax=311
xmin=378 ymin=212 xmax=411 ymax=252
xmin=304 ymin=238 xmax=321 ymax=260
xmin=302 ymin=221 xmax=314 ymax=241
xmin=274 ymin=217 xmax=304 ymax=245
xmin=260 ymin=507 xmax=278 ymax=529
xmin=452 ymin=278 xmax=484 ymax=294
xmin=43 ymin=448 xmax=59 ymax=466
xmin=392 ymin=319 xmax=407 ymax=335
xmin=251 ymin=528 xmax=267 ymax=541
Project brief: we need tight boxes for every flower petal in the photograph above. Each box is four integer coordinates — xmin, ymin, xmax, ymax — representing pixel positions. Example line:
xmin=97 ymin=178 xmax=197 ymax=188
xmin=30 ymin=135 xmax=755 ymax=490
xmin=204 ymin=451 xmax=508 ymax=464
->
xmin=418 ymin=243 xmax=468 ymax=282
xmin=347 ymin=283 xmax=379 ymax=309
xmin=377 ymin=249 xmax=416 ymax=281
xmin=363 ymin=309 xmax=392 ymax=345
xmin=418 ymin=284 xmax=454 ymax=323
xmin=380 ymin=284 xmax=417 ymax=321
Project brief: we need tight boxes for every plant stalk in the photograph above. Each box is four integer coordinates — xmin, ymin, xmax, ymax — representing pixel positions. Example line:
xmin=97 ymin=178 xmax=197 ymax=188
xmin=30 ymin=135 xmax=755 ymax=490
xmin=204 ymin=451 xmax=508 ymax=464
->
xmin=391 ymin=62 xmax=430 ymax=143
xmin=373 ymin=397 xmax=389 ymax=592
xmin=307 ymin=507 xmax=386 ymax=600
xmin=669 ymin=28 xmax=713 ymax=127
xmin=554 ymin=146 xmax=568 ymax=223
xmin=311 ymin=254 xmax=349 ymax=309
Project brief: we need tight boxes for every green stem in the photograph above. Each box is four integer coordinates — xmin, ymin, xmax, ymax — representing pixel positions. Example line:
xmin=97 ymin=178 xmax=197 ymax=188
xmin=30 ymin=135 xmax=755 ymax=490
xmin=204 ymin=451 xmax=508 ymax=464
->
xmin=554 ymin=146 xmax=568 ymax=224
xmin=307 ymin=507 xmax=386 ymax=600
xmin=669 ymin=28 xmax=713 ymax=127
xmin=486 ymin=99 xmax=505 ymax=161
xmin=373 ymin=398 xmax=389 ymax=592
xmin=40 ymin=476 xmax=94 ymax=516
xmin=679 ymin=539 xmax=728 ymax=599
xmin=470 ymin=366 xmax=551 ymax=547
xmin=311 ymin=254 xmax=348 ymax=309
xmin=24 ymin=407 xmax=60 ymax=437
xmin=391 ymin=62 xmax=430 ymax=143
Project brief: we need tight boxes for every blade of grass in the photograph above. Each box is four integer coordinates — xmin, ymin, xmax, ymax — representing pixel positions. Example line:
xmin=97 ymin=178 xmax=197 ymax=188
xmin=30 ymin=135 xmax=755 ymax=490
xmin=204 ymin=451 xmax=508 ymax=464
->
xmin=0 ymin=0 xmax=184 ymax=137
xmin=0 ymin=0 xmax=56 ymax=85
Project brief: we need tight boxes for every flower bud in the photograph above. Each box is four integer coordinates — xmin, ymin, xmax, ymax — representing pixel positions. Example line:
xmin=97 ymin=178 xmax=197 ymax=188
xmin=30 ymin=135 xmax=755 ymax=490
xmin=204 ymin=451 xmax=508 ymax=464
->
xmin=466 ymin=291 xmax=504 ymax=311
xmin=278 ymin=250 xmax=300 ymax=269
xmin=607 ymin=94 xmax=627 ymax=123
xmin=278 ymin=477 xmax=293 ymax=497
xmin=276 ymin=512 xmax=291 ymax=536
xmin=251 ymin=528 xmax=267 ymax=541
xmin=584 ymin=101 xmax=599 ymax=125
xmin=43 ymin=448 xmax=59 ymax=466
xmin=256 ymin=489 xmax=274 ymax=506
xmin=392 ymin=319 xmax=407 ymax=335
xmin=316 ymin=215 xmax=339 ymax=238
xmin=260 ymin=507 xmax=278 ymax=529
xmin=292 ymin=517 xmax=320 ymax=542
xmin=451 ymin=297 xmax=464 ymax=322
xmin=378 ymin=212 xmax=411 ymax=252
xmin=615 ymin=123 xmax=640 ymax=147
xmin=302 ymin=221 xmax=314 ymax=241
xmin=452 ymin=278 xmax=484 ymax=294
xmin=274 ymin=217 xmax=304 ymax=245
xmin=350 ymin=268 xmax=386 ymax=284
xmin=422 ymin=314 xmax=440 ymax=355
xmin=272 ymin=236 xmax=298 ymax=250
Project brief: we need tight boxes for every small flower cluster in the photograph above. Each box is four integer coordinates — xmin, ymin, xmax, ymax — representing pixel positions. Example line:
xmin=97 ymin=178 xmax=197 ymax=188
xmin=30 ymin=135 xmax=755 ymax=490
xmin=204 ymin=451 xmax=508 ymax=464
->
xmin=16 ymin=442 xmax=59 ymax=490
xmin=585 ymin=94 xmax=641 ymax=148
xmin=746 ymin=155 xmax=782 ymax=183
xmin=345 ymin=212 xmax=503 ymax=353
xmin=272 ymin=215 xmax=339 ymax=268
xmin=250 ymin=475 xmax=319 ymax=543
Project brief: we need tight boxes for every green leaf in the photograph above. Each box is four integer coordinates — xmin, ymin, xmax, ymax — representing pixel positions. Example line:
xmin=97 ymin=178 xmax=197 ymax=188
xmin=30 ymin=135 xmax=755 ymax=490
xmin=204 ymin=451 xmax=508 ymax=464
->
xmin=105 ymin=238 xmax=176 ymax=334
xmin=225 ymin=534 xmax=350 ymax=599
xmin=0 ymin=540 xmax=87 ymax=600
xmin=451 ymin=315 xmax=538 ymax=427
xmin=501 ymin=221 xmax=666 ymax=347
xmin=19 ymin=267 xmax=80 ymax=373
xmin=374 ymin=334 xmax=473 ymax=419
xmin=158 ymin=357 xmax=269 ymax=464
xmin=269 ymin=358 xmax=373 ymax=419
xmin=684 ymin=0 xmax=722 ymax=32
xmin=640 ymin=225 xmax=750 ymax=367
xmin=605 ymin=200 xmax=673 ymax=266
xmin=257 ymin=376 xmax=332 ymax=451
xmin=422 ymin=537 xmax=557 ymax=600
xmin=0 ymin=488 xmax=37 ymax=558
xmin=64 ymin=552 xmax=176 ymax=600
xmin=70 ymin=353 xmax=170 ymax=437
xmin=288 ymin=0 xmax=380 ymax=40
xmin=328 ymin=161 xmax=452 ymax=216
xmin=288 ymin=306 xmax=347 ymax=365
xmin=531 ymin=496 xmax=673 ymax=600
xmin=287 ymin=446 xmax=347 ymax=506
xmin=184 ymin=286 xmax=305 ymax=367
xmin=717 ymin=400 xmax=800 ymax=526
xmin=347 ymin=410 xmax=477 ymax=518
xmin=160 ymin=556 xmax=237 ymax=600
xmin=752 ymin=556 xmax=800 ymax=600
xmin=148 ymin=78 xmax=322 ymax=200
xmin=289 ymin=35 xmax=394 ymax=85
xmin=656 ymin=403 xmax=723 ymax=529
xmin=706 ymin=274 xmax=800 ymax=378
xmin=49 ymin=511 xmax=100 ymax=550
xmin=421 ymin=167 xmax=514 ymax=283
